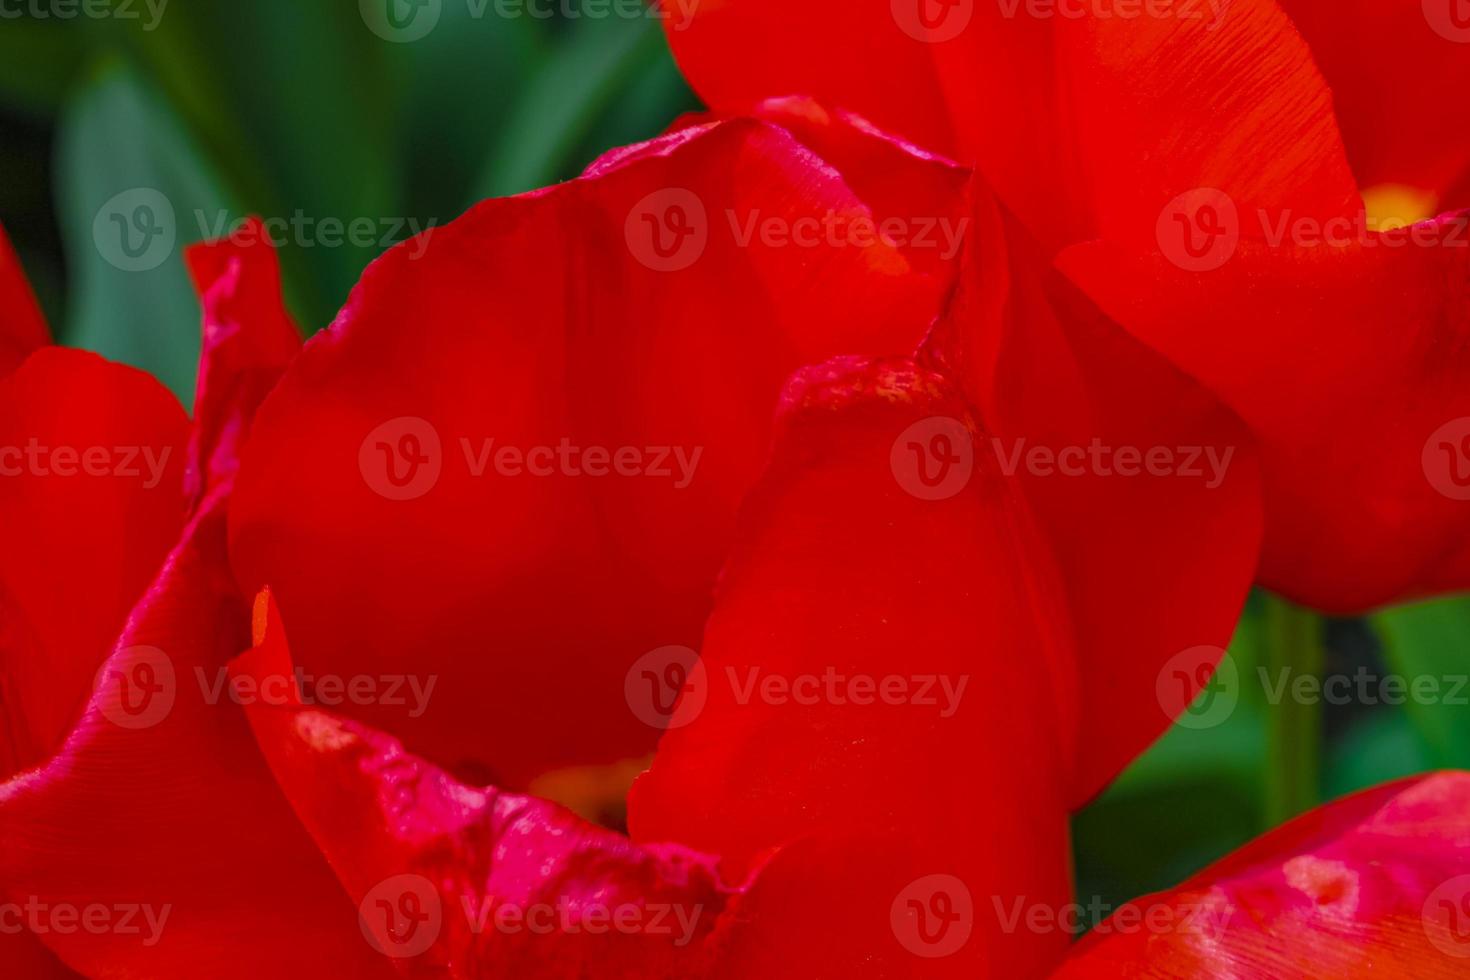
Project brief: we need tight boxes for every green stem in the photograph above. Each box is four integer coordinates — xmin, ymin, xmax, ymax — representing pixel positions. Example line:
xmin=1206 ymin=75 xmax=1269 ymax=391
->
xmin=1263 ymin=594 xmax=1325 ymax=824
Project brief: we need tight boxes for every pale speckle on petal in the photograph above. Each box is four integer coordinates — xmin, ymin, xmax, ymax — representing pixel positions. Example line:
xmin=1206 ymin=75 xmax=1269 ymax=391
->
xmin=1283 ymin=856 xmax=1360 ymax=918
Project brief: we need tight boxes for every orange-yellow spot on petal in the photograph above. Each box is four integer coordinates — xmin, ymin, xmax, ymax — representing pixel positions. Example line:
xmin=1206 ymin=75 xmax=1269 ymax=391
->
xmin=1362 ymin=184 xmax=1438 ymax=232
xmin=530 ymin=755 xmax=651 ymax=829
xmin=251 ymin=587 xmax=273 ymax=647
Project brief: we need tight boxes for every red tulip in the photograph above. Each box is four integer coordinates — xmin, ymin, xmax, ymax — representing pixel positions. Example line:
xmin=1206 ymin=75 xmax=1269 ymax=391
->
xmin=0 ymin=47 xmax=1464 ymax=977
xmin=662 ymin=0 xmax=1470 ymax=612
xmin=1 ymin=105 xmax=1257 ymax=975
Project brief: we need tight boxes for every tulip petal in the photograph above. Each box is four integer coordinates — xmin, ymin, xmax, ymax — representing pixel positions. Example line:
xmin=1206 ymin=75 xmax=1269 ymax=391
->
xmin=1058 ymin=213 xmax=1470 ymax=611
xmin=229 ymin=115 xmax=964 ymax=788
xmin=0 ymin=930 xmax=81 ymax=979
xmin=926 ymin=186 xmax=1264 ymax=803
xmin=1053 ymin=772 xmax=1470 ymax=978
xmin=1279 ymin=0 xmax=1470 ymax=209
xmin=629 ymin=356 xmax=1076 ymax=976
xmin=183 ymin=216 xmax=302 ymax=504
xmin=0 ymin=349 xmax=189 ymax=779
xmin=967 ymin=0 xmax=1360 ymax=249
xmin=660 ymin=0 xmax=958 ymax=158
xmin=1 ymin=236 xmax=379 ymax=976
xmin=233 ymin=592 xmax=735 ymax=978
xmin=0 ymin=224 xmax=49 ymax=378
xmin=665 ymin=0 xmax=1360 ymax=252
xmin=0 ymin=494 xmax=397 ymax=978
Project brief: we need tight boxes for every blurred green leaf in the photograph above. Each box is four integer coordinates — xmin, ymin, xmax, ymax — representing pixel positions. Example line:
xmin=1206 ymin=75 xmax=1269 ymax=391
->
xmin=1374 ymin=597 xmax=1470 ymax=767
xmin=390 ymin=2 xmax=548 ymax=220
xmin=1073 ymin=607 xmax=1269 ymax=911
xmin=1073 ymin=767 xmax=1261 ymax=917
xmin=1324 ymin=704 xmax=1433 ymax=799
xmin=0 ymin=17 xmax=86 ymax=116
xmin=106 ymin=3 xmax=397 ymax=330
xmin=57 ymin=61 xmax=233 ymax=403
xmin=571 ymin=33 xmax=697 ymax=174
xmin=474 ymin=16 xmax=675 ymax=199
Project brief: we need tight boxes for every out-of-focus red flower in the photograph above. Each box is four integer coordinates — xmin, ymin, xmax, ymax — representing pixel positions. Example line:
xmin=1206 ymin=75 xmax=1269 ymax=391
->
xmin=662 ymin=0 xmax=1470 ymax=613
